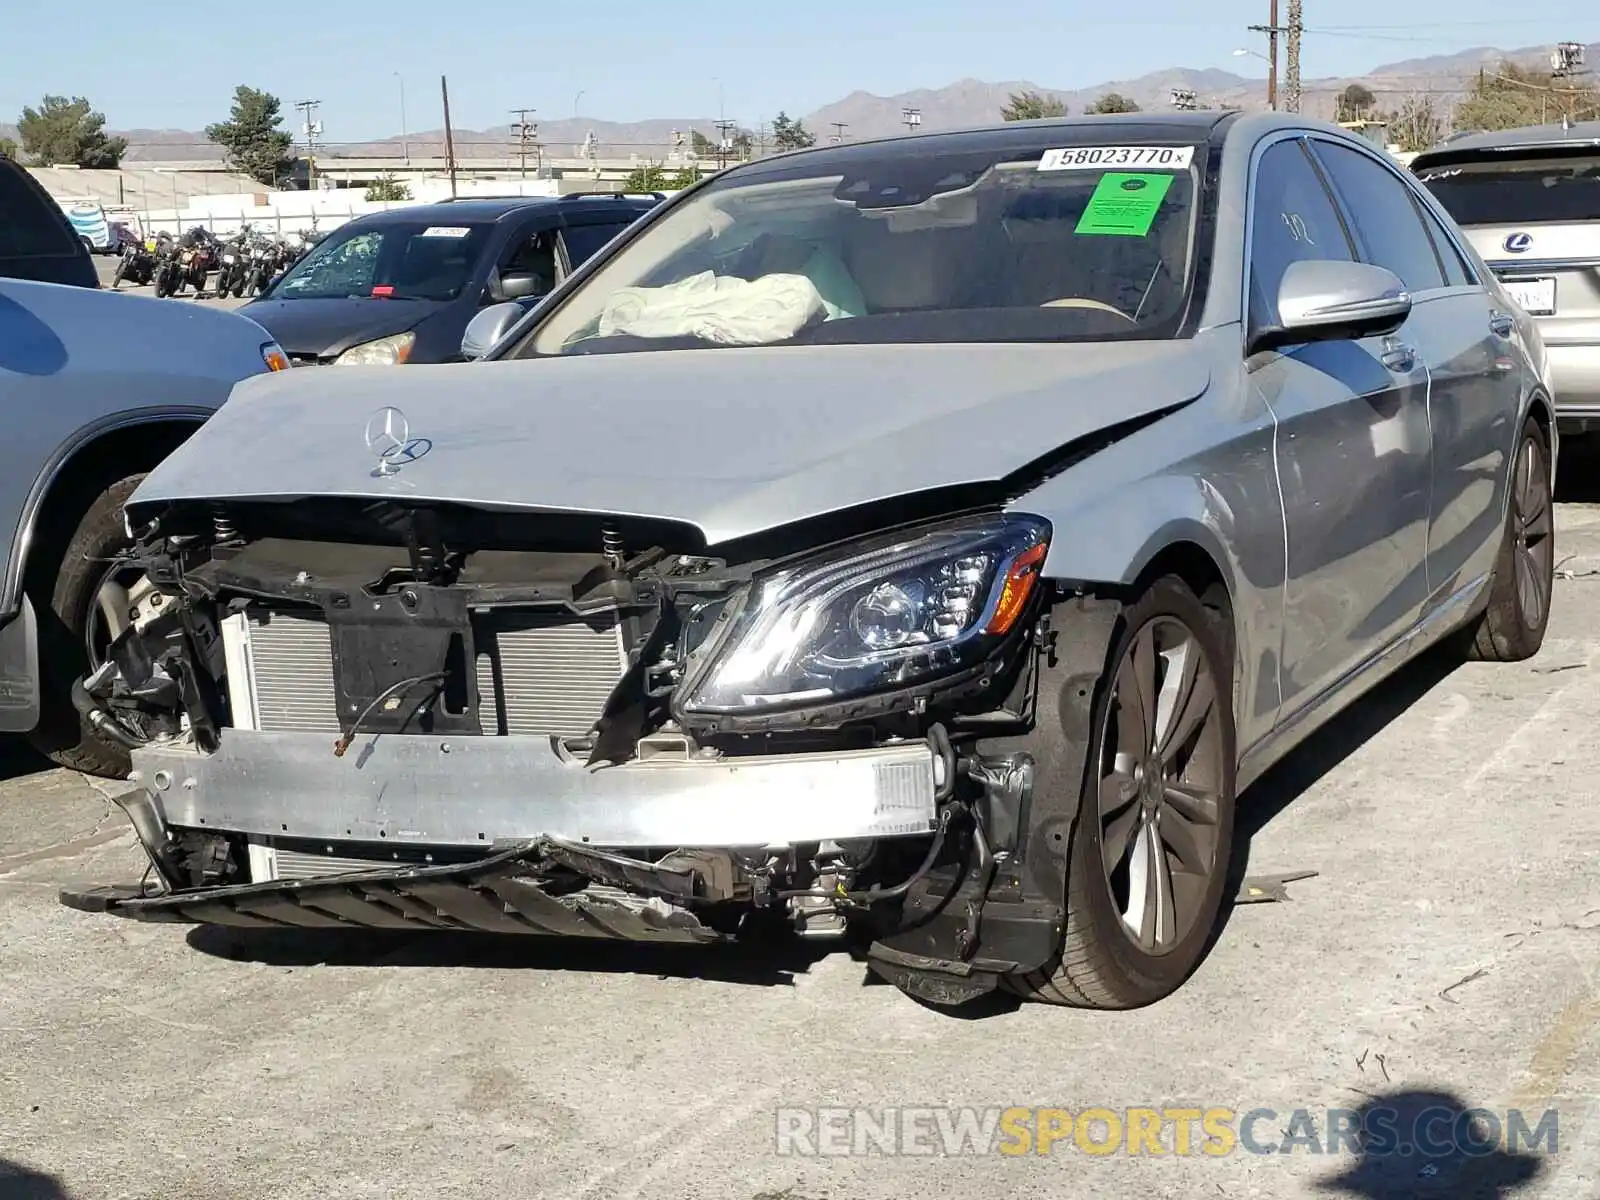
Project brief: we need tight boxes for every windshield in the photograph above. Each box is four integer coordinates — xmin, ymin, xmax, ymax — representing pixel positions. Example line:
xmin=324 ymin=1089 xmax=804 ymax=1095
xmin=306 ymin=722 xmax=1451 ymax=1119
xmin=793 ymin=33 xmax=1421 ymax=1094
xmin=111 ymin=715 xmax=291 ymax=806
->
xmin=520 ymin=137 xmax=1202 ymax=356
xmin=1417 ymin=154 xmax=1600 ymax=226
xmin=271 ymin=221 xmax=493 ymax=301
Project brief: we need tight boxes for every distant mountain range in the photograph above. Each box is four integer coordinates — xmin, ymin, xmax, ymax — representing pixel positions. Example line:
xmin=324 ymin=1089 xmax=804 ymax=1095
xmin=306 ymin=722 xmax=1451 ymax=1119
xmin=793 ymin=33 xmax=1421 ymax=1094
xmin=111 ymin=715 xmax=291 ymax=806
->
xmin=4 ymin=39 xmax=1594 ymax=165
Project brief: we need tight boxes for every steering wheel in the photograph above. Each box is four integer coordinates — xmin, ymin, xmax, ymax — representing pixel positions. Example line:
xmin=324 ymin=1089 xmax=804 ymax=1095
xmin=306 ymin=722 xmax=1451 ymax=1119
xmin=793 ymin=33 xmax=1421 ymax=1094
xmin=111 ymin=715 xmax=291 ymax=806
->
xmin=1040 ymin=297 xmax=1139 ymax=322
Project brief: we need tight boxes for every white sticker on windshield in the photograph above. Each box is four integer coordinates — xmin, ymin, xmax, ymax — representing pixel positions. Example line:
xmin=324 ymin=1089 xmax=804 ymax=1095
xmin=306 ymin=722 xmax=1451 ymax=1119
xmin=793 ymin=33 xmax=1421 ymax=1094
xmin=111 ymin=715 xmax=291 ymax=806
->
xmin=419 ymin=226 xmax=471 ymax=238
xmin=1038 ymin=145 xmax=1195 ymax=172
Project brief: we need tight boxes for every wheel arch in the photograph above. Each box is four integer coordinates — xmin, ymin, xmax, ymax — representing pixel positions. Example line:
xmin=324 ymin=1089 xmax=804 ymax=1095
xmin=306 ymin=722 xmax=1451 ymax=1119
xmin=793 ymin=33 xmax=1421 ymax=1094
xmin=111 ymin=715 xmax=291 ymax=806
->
xmin=2 ymin=408 xmax=210 ymax=620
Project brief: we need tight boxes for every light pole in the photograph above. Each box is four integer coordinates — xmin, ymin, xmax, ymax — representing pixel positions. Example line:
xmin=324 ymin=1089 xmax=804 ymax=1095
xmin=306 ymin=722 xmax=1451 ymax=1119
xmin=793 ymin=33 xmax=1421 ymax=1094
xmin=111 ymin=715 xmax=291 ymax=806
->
xmin=394 ymin=73 xmax=409 ymax=162
xmin=573 ymin=89 xmax=586 ymax=119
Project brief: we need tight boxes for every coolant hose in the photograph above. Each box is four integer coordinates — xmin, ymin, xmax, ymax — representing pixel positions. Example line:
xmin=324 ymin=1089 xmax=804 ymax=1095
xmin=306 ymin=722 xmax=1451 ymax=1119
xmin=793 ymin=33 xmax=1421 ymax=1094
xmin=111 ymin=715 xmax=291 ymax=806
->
xmin=70 ymin=677 xmax=144 ymax=750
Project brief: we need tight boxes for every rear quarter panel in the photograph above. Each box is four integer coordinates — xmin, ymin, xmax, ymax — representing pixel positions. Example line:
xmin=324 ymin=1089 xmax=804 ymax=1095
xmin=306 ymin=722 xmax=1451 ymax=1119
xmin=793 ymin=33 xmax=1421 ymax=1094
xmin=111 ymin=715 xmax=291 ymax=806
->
xmin=0 ymin=279 xmax=276 ymax=615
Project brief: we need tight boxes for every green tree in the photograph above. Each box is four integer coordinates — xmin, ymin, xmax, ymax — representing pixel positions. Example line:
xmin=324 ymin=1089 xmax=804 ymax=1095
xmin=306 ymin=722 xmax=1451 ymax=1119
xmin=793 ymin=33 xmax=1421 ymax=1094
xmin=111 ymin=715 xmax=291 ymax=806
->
xmin=364 ymin=173 xmax=411 ymax=202
xmin=771 ymin=111 xmax=817 ymax=151
xmin=691 ymin=130 xmax=714 ymax=156
xmin=626 ymin=163 xmax=703 ymax=192
xmin=1086 ymin=92 xmax=1141 ymax=115
xmin=1380 ymin=95 xmax=1444 ymax=152
xmin=17 ymin=96 xmax=126 ymax=167
xmin=205 ymin=86 xmax=294 ymax=186
xmin=1335 ymin=83 xmax=1376 ymax=122
xmin=0 ymin=136 xmax=16 ymax=159
xmin=1454 ymin=61 xmax=1600 ymax=132
xmin=1001 ymin=90 xmax=1068 ymax=121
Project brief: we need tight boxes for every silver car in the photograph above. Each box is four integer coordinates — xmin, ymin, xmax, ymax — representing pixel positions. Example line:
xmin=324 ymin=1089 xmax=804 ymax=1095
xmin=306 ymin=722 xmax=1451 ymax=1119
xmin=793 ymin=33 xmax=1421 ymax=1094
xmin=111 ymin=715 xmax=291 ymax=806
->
xmin=0 ymin=277 xmax=289 ymax=776
xmin=1412 ymin=122 xmax=1600 ymax=435
xmin=66 ymin=112 xmax=1553 ymax=1011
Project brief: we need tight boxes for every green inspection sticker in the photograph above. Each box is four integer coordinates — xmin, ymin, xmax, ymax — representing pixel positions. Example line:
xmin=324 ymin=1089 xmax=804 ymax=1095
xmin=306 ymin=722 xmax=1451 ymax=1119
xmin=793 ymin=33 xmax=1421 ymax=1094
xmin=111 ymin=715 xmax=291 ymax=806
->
xmin=1075 ymin=172 xmax=1174 ymax=237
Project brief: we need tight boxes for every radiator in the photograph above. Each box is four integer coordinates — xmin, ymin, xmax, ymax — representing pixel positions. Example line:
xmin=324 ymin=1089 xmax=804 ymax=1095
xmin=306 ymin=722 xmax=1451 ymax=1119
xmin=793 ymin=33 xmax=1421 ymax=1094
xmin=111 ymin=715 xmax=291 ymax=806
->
xmin=221 ymin=607 xmax=628 ymax=738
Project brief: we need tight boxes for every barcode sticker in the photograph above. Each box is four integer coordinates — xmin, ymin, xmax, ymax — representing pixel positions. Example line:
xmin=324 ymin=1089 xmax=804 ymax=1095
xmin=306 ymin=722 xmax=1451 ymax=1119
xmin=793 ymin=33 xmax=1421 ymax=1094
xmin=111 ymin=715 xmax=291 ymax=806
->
xmin=1039 ymin=145 xmax=1195 ymax=172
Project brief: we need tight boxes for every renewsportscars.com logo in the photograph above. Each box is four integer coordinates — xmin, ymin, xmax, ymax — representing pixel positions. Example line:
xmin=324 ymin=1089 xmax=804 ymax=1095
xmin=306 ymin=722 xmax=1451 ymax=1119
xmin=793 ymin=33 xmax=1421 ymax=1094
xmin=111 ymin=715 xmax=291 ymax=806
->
xmin=774 ymin=1105 xmax=1559 ymax=1158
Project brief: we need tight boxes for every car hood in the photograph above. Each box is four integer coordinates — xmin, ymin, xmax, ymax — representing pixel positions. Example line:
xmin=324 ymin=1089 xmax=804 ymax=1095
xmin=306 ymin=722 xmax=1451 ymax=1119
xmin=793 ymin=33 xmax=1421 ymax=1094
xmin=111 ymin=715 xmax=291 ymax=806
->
xmin=239 ymin=297 xmax=444 ymax=359
xmin=130 ymin=341 xmax=1210 ymax=546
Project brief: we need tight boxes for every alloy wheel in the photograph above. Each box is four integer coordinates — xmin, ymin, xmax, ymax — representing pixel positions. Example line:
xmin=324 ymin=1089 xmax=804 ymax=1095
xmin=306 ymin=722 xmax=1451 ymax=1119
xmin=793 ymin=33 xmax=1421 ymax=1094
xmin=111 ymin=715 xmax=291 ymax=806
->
xmin=1098 ymin=616 xmax=1226 ymax=955
xmin=1512 ymin=436 xmax=1553 ymax=631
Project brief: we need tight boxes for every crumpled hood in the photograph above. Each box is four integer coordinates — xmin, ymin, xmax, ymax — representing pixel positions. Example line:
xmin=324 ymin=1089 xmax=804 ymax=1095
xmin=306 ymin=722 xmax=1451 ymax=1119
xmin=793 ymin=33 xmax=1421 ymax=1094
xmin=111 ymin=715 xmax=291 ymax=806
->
xmin=130 ymin=341 xmax=1209 ymax=545
xmin=239 ymin=297 xmax=441 ymax=359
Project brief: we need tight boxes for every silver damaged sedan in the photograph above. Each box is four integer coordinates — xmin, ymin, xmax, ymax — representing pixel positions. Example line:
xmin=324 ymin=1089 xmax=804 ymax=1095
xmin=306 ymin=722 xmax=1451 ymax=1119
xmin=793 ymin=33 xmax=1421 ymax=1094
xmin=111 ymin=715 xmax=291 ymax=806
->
xmin=65 ymin=112 xmax=1555 ymax=1010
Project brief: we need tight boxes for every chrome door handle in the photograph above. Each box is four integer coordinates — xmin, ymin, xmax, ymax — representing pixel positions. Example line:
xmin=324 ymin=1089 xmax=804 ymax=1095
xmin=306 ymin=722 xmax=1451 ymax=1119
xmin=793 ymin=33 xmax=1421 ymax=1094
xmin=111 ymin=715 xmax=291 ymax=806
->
xmin=1381 ymin=343 xmax=1417 ymax=373
xmin=1489 ymin=312 xmax=1515 ymax=338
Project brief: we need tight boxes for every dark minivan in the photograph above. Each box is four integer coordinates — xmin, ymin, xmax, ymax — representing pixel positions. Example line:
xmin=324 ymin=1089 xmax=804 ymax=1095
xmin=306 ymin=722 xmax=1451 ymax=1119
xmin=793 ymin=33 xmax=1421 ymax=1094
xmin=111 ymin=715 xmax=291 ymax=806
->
xmin=0 ymin=153 xmax=99 ymax=288
xmin=241 ymin=193 xmax=661 ymax=365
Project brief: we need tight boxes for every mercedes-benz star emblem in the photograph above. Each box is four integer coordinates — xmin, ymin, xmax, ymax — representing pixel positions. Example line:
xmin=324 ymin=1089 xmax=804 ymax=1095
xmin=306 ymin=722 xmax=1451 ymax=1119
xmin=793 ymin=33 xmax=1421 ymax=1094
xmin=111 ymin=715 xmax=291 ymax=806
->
xmin=363 ymin=405 xmax=432 ymax=477
xmin=1504 ymin=232 xmax=1533 ymax=254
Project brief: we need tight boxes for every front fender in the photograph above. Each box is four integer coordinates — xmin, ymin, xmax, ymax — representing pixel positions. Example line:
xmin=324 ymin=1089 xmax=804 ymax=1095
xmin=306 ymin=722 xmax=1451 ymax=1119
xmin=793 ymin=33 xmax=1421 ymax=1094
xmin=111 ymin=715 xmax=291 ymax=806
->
xmin=1006 ymin=383 xmax=1287 ymax=753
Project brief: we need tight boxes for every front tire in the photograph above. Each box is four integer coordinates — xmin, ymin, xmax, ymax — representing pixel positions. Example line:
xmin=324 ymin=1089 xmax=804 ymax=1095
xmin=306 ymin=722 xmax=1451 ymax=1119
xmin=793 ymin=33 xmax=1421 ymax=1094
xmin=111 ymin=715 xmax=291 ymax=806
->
xmin=26 ymin=474 xmax=146 ymax=778
xmin=1007 ymin=577 xmax=1237 ymax=1008
xmin=1458 ymin=418 xmax=1553 ymax=662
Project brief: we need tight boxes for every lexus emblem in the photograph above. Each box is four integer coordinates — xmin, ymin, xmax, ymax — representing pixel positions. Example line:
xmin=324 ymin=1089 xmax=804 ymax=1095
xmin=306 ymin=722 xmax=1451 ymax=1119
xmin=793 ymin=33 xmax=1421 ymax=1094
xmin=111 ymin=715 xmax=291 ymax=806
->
xmin=363 ymin=406 xmax=432 ymax=477
xmin=1503 ymin=232 xmax=1533 ymax=254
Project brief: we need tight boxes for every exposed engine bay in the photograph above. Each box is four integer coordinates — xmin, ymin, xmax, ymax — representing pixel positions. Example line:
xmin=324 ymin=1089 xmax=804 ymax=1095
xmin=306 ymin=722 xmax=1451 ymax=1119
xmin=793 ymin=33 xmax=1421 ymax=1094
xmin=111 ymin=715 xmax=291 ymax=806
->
xmin=63 ymin=495 xmax=1110 ymax=1004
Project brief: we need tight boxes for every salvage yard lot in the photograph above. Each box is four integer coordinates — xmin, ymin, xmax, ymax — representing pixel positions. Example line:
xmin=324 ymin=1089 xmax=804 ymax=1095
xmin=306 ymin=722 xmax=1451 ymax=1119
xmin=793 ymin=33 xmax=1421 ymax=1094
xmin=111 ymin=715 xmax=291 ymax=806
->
xmin=2 ymin=494 xmax=1598 ymax=1198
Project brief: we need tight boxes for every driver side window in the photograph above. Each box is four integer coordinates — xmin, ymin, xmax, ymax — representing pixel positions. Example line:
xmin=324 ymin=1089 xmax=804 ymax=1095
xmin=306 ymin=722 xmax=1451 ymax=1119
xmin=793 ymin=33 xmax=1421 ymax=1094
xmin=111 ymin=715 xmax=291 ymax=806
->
xmin=1248 ymin=140 xmax=1355 ymax=332
xmin=491 ymin=226 xmax=558 ymax=302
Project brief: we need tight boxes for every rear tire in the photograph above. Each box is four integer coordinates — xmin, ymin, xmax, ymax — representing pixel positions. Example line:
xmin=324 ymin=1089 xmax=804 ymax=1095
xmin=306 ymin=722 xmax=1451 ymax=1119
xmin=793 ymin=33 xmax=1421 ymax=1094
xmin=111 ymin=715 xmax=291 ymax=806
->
xmin=26 ymin=474 xmax=146 ymax=778
xmin=1006 ymin=577 xmax=1237 ymax=1009
xmin=1457 ymin=418 xmax=1553 ymax=663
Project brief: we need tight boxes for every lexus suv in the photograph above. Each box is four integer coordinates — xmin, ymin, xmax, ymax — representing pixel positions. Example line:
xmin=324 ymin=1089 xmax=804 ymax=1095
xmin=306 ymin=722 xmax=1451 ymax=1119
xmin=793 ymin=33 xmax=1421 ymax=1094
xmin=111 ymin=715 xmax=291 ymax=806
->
xmin=1413 ymin=122 xmax=1600 ymax=435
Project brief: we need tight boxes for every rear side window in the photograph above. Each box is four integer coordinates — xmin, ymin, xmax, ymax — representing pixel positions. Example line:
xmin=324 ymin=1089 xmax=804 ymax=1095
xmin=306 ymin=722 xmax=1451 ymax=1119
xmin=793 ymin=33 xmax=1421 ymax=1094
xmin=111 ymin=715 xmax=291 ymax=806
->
xmin=1417 ymin=155 xmax=1600 ymax=226
xmin=1311 ymin=140 xmax=1445 ymax=292
xmin=1413 ymin=200 xmax=1475 ymax=286
xmin=561 ymin=220 xmax=636 ymax=267
xmin=0 ymin=163 xmax=78 ymax=257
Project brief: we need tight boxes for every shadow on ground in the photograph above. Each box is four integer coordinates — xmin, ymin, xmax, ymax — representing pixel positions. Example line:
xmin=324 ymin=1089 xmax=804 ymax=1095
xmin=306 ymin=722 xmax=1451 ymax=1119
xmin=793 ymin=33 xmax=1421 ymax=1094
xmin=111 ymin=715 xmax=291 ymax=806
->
xmin=0 ymin=737 xmax=60 ymax=785
xmin=1314 ymin=1088 xmax=1545 ymax=1199
xmin=0 ymin=1159 xmax=73 ymax=1199
xmin=1555 ymin=438 xmax=1600 ymax=504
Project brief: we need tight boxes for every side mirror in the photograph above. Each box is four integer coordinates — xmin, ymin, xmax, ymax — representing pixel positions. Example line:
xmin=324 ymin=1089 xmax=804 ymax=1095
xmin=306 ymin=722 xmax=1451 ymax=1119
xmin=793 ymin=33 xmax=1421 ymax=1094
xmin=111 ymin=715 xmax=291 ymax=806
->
xmin=461 ymin=301 xmax=525 ymax=361
xmin=498 ymin=271 xmax=548 ymax=301
xmin=1250 ymin=260 xmax=1411 ymax=355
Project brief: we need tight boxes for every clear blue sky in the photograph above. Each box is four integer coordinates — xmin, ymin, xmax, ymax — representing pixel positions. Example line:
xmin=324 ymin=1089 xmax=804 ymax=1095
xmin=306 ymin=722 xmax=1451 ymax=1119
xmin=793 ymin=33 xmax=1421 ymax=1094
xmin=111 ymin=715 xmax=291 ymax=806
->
xmin=2 ymin=0 xmax=1590 ymax=141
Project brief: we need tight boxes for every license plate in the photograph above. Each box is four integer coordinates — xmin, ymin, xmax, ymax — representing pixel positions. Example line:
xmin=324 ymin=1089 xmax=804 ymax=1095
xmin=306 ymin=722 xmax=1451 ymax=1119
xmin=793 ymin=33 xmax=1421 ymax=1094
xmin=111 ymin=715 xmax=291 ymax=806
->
xmin=1501 ymin=276 xmax=1556 ymax=316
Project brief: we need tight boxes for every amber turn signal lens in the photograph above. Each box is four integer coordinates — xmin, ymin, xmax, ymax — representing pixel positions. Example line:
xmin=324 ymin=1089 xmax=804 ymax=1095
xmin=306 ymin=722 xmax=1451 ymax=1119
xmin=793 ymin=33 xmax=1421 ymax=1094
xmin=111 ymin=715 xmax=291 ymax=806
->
xmin=984 ymin=542 xmax=1048 ymax=635
xmin=261 ymin=344 xmax=290 ymax=372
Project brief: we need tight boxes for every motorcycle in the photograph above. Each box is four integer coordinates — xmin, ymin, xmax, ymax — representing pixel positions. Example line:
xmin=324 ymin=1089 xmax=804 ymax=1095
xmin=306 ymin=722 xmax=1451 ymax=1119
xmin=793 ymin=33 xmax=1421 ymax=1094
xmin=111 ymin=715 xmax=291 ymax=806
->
xmin=175 ymin=226 xmax=219 ymax=297
xmin=151 ymin=233 xmax=183 ymax=298
xmin=244 ymin=234 xmax=283 ymax=297
xmin=214 ymin=227 xmax=254 ymax=298
xmin=111 ymin=238 xmax=157 ymax=289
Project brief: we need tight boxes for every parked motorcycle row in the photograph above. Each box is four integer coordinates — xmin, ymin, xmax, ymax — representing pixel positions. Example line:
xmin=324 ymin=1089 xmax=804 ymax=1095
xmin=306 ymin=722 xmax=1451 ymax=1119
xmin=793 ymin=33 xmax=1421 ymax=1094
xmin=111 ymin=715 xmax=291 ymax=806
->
xmin=111 ymin=226 xmax=326 ymax=300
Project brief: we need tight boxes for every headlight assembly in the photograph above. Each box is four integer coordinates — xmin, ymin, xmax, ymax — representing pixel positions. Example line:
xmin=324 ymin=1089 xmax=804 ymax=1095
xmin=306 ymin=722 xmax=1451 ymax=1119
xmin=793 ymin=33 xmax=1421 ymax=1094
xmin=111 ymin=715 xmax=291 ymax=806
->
xmin=333 ymin=331 xmax=415 ymax=366
xmin=679 ymin=514 xmax=1050 ymax=717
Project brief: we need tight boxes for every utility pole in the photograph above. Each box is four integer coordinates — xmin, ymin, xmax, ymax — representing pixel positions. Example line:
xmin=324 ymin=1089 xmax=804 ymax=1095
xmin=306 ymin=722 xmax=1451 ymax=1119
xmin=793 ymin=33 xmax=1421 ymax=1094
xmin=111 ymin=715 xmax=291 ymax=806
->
xmin=1171 ymin=88 xmax=1198 ymax=111
xmin=714 ymin=118 xmax=737 ymax=169
xmin=1247 ymin=0 xmax=1283 ymax=110
xmin=901 ymin=107 xmax=922 ymax=133
xmin=295 ymin=99 xmax=321 ymax=191
xmin=830 ymin=121 xmax=848 ymax=143
xmin=1284 ymin=0 xmax=1303 ymax=114
xmin=440 ymin=76 xmax=458 ymax=198
xmin=510 ymin=107 xmax=538 ymax=179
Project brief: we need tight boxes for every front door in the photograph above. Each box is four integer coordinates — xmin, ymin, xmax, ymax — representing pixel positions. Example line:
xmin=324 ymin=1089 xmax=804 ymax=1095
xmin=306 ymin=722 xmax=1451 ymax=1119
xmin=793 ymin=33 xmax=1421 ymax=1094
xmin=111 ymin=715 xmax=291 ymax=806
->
xmin=1246 ymin=137 xmax=1433 ymax=719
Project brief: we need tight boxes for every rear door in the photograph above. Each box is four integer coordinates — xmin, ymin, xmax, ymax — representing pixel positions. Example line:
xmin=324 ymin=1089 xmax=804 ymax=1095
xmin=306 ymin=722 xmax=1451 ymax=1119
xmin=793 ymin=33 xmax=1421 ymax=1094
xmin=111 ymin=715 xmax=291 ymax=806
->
xmin=1246 ymin=136 xmax=1433 ymax=718
xmin=0 ymin=160 xmax=98 ymax=287
xmin=1310 ymin=137 xmax=1515 ymax=608
xmin=1416 ymin=149 xmax=1600 ymax=409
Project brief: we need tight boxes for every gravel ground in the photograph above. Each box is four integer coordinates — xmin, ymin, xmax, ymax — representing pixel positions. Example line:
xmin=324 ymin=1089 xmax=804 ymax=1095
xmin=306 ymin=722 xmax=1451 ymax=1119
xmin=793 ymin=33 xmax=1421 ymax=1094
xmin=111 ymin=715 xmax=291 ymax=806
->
xmin=0 ymin=451 xmax=1596 ymax=1199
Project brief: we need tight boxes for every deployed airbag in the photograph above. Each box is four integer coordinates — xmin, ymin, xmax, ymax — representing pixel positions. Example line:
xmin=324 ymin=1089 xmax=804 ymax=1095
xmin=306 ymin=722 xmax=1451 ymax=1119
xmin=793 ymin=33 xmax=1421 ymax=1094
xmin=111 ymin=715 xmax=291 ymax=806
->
xmin=597 ymin=270 xmax=826 ymax=345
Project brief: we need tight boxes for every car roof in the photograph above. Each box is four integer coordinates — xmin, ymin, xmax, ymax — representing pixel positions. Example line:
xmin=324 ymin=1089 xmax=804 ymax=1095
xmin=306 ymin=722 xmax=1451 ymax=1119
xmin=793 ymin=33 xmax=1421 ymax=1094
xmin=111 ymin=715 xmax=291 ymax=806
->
xmin=1411 ymin=120 xmax=1600 ymax=168
xmin=349 ymin=194 xmax=659 ymax=227
xmin=728 ymin=111 xmax=1234 ymax=168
